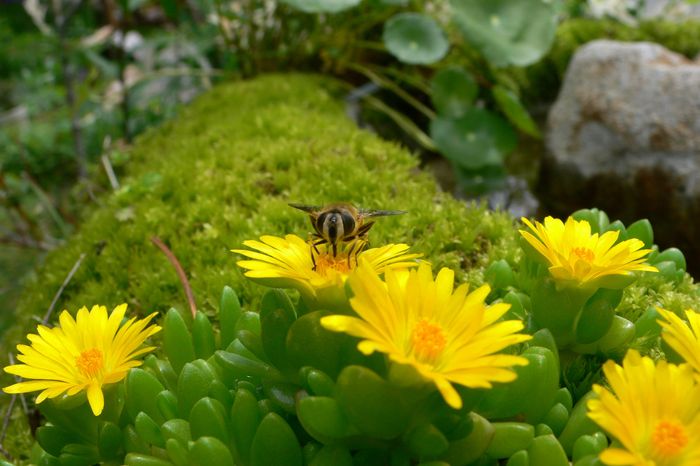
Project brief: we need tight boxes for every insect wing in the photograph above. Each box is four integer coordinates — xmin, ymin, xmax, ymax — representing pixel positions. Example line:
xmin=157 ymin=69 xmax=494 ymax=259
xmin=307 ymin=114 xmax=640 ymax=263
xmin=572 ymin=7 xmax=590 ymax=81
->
xmin=360 ymin=209 xmax=407 ymax=218
xmin=288 ymin=203 xmax=322 ymax=215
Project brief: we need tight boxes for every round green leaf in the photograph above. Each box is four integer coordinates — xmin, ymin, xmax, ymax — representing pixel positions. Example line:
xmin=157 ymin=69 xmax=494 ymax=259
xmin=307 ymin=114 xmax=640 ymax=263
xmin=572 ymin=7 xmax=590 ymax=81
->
xmin=492 ymin=85 xmax=541 ymax=138
xmin=451 ymin=0 xmax=558 ymax=67
xmin=430 ymin=67 xmax=478 ymax=118
xmin=282 ymin=0 xmax=360 ymax=13
xmin=383 ymin=13 xmax=449 ymax=65
xmin=429 ymin=108 xmax=516 ymax=169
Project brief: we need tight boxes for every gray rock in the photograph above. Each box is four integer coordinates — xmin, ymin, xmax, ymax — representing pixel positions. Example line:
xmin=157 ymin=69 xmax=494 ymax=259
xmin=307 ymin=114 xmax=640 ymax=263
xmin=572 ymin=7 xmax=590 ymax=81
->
xmin=539 ymin=40 xmax=700 ymax=274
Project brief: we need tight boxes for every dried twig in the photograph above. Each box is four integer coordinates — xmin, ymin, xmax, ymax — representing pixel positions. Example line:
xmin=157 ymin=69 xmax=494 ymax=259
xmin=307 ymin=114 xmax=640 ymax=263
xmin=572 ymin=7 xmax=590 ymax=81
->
xmin=43 ymin=253 xmax=87 ymax=324
xmin=151 ymin=236 xmax=197 ymax=318
xmin=101 ymin=154 xmax=120 ymax=190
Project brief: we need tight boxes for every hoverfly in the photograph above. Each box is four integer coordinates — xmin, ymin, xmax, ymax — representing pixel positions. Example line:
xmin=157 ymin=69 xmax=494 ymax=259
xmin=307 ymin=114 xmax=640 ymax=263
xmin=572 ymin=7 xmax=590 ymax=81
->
xmin=289 ymin=202 xmax=406 ymax=267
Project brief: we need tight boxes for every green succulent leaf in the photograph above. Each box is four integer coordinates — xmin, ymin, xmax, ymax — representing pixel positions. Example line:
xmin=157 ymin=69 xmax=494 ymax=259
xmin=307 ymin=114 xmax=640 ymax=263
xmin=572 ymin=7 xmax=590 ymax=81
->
xmin=219 ymin=286 xmax=242 ymax=349
xmin=527 ymin=434 xmax=569 ymax=466
xmin=190 ymin=397 xmax=229 ymax=443
xmin=36 ymin=426 xmax=73 ymax=458
xmin=161 ymin=419 xmax=192 ymax=446
xmin=383 ymin=13 xmax=449 ymax=65
xmin=177 ymin=362 xmax=213 ymax=419
xmin=189 ymin=437 xmax=235 ymax=466
xmin=231 ymin=388 xmax=262 ymax=465
xmin=124 ymin=453 xmax=174 ymax=466
xmin=98 ymin=422 xmax=123 ymax=459
xmin=281 ymin=0 xmax=360 ymax=13
xmin=450 ymin=0 xmax=558 ymax=67
xmin=485 ymin=422 xmax=534 ymax=459
xmin=192 ymin=312 xmax=216 ymax=359
xmin=492 ymin=85 xmax=541 ymax=138
xmin=335 ymin=365 xmax=409 ymax=439
xmin=308 ymin=445 xmax=353 ymax=466
xmin=135 ymin=412 xmax=165 ymax=448
xmin=163 ymin=308 xmax=196 ymax=374
xmin=575 ymin=288 xmax=622 ymax=344
xmin=430 ymin=109 xmax=517 ymax=169
xmin=126 ymin=368 xmax=166 ymax=424
xmin=430 ymin=67 xmax=478 ymax=118
xmin=297 ymin=396 xmax=352 ymax=441
xmin=260 ymin=289 xmax=297 ymax=375
xmin=442 ymin=413 xmax=494 ymax=465
xmin=250 ymin=413 xmax=303 ymax=466
xmin=406 ymin=423 xmax=449 ymax=458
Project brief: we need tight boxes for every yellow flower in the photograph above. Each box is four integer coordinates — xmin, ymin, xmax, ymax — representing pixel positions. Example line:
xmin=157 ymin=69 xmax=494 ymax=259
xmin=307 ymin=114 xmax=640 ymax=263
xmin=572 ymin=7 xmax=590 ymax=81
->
xmin=519 ymin=216 xmax=657 ymax=286
xmin=233 ymin=234 xmax=420 ymax=309
xmin=658 ymin=307 xmax=700 ymax=376
xmin=321 ymin=262 xmax=531 ymax=409
xmin=587 ymin=350 xmax=700 ymax=466
xmin=4 ymin=304 xmax=161 ymax=416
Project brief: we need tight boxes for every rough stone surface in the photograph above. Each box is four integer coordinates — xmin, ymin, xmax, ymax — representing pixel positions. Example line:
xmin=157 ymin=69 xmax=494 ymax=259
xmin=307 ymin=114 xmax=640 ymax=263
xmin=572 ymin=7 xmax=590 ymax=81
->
xmin=539 ymin=40 xmax=700 ymax=274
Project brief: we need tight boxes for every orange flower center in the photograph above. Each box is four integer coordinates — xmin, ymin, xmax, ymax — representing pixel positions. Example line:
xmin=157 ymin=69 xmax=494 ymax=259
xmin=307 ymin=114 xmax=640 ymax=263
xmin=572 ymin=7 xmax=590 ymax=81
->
xmin=572 ymin=247 xmax=595 ymax=262
xmin=315 ymin=253 xmax=352 ymax=276
xmin=411 ymin=319 xmax=446 ymax=362
xmin=76 ymin=348 xmax=103 ymax=378
xmin=651 ymin=420 xmax=688 ymax=458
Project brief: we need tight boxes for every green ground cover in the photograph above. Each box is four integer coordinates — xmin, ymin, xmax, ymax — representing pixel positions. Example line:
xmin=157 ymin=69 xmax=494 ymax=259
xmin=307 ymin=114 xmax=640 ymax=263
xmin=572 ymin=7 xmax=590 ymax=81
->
xmin=3 ymin=73 xmax=699 ymax=462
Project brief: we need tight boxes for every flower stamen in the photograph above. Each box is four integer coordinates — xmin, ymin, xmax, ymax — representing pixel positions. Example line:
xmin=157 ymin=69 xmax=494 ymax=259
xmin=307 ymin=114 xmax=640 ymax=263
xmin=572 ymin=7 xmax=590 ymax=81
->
xmin=572 ymin=246 xmax=595 ymax=262
xmin=652 ymin=420 xmax=688 ymax=458
xmin=412 ymin=319 xmax=447 ymax=362
xmin=314 ymin=253 xmax=352 ymax=276
xmin=76 ymin=348 xmax=103 ymax=378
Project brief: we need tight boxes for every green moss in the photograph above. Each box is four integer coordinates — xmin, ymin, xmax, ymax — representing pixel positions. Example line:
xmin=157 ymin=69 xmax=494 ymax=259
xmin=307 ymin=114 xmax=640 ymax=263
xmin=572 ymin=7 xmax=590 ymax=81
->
xmin=10 ymin=75 xmax=514 ymax=325
xmin=517 ymin=18 xmax=700 ymax=103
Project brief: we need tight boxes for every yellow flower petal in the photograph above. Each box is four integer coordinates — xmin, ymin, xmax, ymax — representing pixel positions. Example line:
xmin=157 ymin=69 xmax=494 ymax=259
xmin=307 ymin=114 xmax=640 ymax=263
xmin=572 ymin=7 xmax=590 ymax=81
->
xmin=520 ymin=216 xmax=657 ymax=285
xmin=234 ymin=234 xmax=420 ymax=309
xmin=587 ymin=350 xmax=700 ymax=465
xmin=3 ymin=304 xmax=160 ymax=416
xmin=322 ymin=262 xmax=531 ymax=410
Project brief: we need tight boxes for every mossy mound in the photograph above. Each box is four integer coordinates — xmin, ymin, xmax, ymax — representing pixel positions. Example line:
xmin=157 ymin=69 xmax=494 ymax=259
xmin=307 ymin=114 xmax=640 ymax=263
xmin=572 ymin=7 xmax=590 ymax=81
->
xmin=519 ymin=18 xmax=700 ymax=104
xmin=5 ymin=74 xmax=519 ymax=384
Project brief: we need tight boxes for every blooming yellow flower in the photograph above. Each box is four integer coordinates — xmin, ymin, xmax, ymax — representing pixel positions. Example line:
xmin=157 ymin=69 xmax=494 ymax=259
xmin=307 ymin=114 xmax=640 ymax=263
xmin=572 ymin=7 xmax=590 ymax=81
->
xmin=4 ymin=304 xmax=161 ymax=416
xmin=321 ymin=262 xmax=531 ymax=409
xmin=233 ymin=234 xmax=420 ymax=309
xmin=519 ymin=216 xmax=657 ymax=286
xmin=658 ymin=307 xmax=700 ymax=376
xmin=587 ymin=350 xmax=700 ymax=466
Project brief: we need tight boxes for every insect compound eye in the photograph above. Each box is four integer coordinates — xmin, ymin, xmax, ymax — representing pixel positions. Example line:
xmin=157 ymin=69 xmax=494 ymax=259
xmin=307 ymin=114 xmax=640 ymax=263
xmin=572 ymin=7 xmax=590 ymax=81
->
xmin=319 ymin=212 xmax=342 ymax=243
xmin=340 ymin=211 xmax=356 ymax=236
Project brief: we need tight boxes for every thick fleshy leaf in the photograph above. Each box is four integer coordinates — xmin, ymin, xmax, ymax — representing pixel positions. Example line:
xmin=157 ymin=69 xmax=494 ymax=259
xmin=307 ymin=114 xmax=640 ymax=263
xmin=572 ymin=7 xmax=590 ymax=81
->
xmin=126 ymin=368 xmax=165 ymax=424
xmin=485 ymin=422 xmax=534 ymax=459
xmin=163 ymin=308 xmax=196 ymax=374
xmin=492 ymin=85 xmax=540 ymax=137
xmin=189 ymin=437 xmax=235 ymax=466
xmin=383 ymin=13 xmax=449 ymax=65
xmin=250 ymin=413 xmax=303 ymax=466
xmin=430 ymin=108 xmax=517 ymax=169
xmin=298 ymin=396 xmax=352 ymax=441
xmin=219 ymin=286 xmax=241 ymax=349
xmin=451 ymin=0 xmax=558 ymax=67
xmin=431 ymin=67 xmax=478 ymax=118
xmin=282 ymin=0 xmax=360 ymax=13
xmin=231 ymin=388 xmax=262 ymax=465
xmin=335 ymin=366 xmax=409 ymax=439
